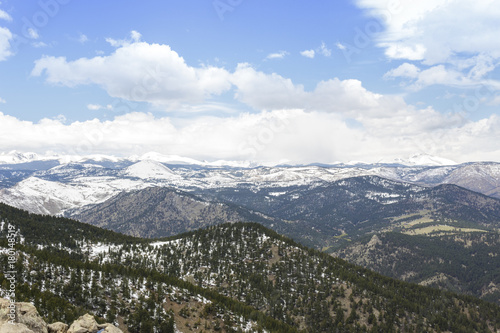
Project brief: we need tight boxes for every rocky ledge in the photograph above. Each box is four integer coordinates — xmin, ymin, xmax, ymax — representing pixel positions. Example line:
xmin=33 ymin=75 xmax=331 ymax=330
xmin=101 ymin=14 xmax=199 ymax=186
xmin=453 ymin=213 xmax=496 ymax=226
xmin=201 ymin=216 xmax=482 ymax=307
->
xmin=0 ymin=299 xmax=122 ymax=333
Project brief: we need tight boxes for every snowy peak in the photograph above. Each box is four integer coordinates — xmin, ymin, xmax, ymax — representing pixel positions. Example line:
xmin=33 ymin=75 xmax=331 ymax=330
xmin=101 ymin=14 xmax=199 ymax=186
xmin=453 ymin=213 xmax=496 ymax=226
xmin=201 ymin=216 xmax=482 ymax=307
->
xmin=380 ymin=154 xmax=457 ymax=167
xmin=134 ymin=151 xmax=258 ymax=168
xmin=0 ymin=150 xmax=462 ymax=168
xmin=0 ymin=151 xmax=40 ymax=164
xmin=134 ymin=152 xmax=203 ymax=165
xmin=406 ymin=154 xmax=457 ymax=166
xmin=124 ymin=160 xmax=178 ymax=180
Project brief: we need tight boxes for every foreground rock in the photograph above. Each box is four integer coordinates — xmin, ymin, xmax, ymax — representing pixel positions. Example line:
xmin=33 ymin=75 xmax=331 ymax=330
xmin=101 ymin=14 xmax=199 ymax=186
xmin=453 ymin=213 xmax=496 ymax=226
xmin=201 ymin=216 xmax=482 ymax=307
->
xmin=0 ymin=299 xmax=121 ymax=333
xmin=47 ymin=322 xmax=68 ymax=333
xmin=96 ymin=324 xmax=122 ymax=333
xmin=67 ymin=314 xmax=97 ymax=333
xmin=0 ymin=298 xmax=47 ymax=333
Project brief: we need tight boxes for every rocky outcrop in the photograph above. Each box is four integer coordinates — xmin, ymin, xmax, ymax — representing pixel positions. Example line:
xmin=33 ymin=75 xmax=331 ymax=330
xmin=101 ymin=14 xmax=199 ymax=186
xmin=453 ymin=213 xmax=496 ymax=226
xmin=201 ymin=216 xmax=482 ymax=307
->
xmin=67 ymin=314 xmax=97 ymax=333
xmin=0 ymin=323 xmax=35 ymax=333
xmin=47 ymin=322 xmax=68 ymax=333
xmin=96 ymin=324 xmax=122 ymax=333
xmin=0 ymin=299 xmax=121 ymax=333
xmin=0 ymin=298 xmax=47 ymax=333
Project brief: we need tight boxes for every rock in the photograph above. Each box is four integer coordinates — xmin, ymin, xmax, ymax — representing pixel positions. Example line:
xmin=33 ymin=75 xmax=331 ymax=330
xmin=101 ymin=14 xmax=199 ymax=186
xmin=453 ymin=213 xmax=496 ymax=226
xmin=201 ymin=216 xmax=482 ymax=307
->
xmin=0 ymin=300 xmax=117 ymax=333
xmin=0 ymin=322 xmax=35 ymax=333
xmin=47 ymin=323 xmax=68 ymax=333
xmin=367 ymin=234 xmax=382 ymax=249
xmin=96 ymin=324 xmax=122 ymax=333
xmin=0 ymin=299 xmax=47 ymax=333
xmin=67 ymin=314 xmax=97 ymax=333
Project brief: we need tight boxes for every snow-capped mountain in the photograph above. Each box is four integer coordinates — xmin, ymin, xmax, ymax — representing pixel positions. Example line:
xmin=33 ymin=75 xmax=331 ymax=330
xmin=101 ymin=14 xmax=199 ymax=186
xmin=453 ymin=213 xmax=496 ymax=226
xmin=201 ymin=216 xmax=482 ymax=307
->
xmin=0 ymin=151 xmax=499 ymax=216
xmin=0 ymin=151 xmax=460 ymax=168
xmin=377 ymin=153 xmax=457 ymax=166
xmin=124 ymin=160 xmax=179 ymax=180
xmin=0 ymin=151 xmax=41 ymax=164
xmin=128 ymin=152 xmax=204 ymax=165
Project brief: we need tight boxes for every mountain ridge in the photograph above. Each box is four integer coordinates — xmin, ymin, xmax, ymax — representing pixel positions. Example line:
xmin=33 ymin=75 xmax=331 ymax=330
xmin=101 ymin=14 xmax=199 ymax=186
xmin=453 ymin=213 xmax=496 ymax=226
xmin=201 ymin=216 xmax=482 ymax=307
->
xmin=71 ymin=186 xmax=276 ymax=238
xmin=0 ymin=151 xmax=463 ymax=167
xmin=2 ymin=157 xmax=500 ymax=217
xmin=1 ymin=203 xmax=500 ymax=332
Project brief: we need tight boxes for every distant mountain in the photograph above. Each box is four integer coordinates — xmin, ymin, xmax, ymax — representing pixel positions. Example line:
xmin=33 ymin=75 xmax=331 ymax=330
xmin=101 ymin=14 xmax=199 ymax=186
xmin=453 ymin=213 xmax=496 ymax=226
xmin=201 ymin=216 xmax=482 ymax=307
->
xmin=73 ymin=186 xmax=275 ymax=238
xmin=123 ymin=160 xmax=179 ymax=180
xmin=66 ymin=174 xmax=500 ymax=305
xmin=377 ymin=153 xmax=457 ymax=166
xmin=332 ymin=232 xmax=500 ymax=304
xmin=1 ymin=203 xmax=500 ymax=332
xmin=197 ymin=176 xmax=500 ymax=246
xmin=1 ymin=156 xmax=500 ymax=217
xmin=66 ymin=174 xmax=500 ymax=246
xmin=0 ymin=150 xmax=42 ymax=164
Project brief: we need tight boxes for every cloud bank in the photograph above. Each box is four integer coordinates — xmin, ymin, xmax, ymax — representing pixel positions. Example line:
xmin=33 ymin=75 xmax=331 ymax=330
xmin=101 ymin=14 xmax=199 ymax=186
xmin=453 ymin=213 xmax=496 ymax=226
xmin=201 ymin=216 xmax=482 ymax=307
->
xmin=356 ymin=0 xmax=500 ymax=90
xmin=32 ymin=38 xmax=232 ymax=109
xmin=1 ymin=109 xmax=498 ymax=164
xmin=17 ymin=30 xmax=500 ymax=164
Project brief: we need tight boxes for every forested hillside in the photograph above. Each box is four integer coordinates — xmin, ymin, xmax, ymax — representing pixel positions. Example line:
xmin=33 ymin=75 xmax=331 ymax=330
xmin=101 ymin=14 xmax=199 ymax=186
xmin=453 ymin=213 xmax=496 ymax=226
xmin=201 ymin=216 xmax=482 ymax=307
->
xmin=333 ymin=232 xmax=500 ymax=304
xmin=1 ymin=203 xmax=500 ymax=332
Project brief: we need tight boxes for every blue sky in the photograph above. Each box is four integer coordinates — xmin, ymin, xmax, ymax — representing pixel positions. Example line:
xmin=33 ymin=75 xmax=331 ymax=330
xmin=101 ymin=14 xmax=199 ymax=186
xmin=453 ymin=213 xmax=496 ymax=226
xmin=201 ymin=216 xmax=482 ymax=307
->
xmin=0 ymin=0 xmax=499 ymax=164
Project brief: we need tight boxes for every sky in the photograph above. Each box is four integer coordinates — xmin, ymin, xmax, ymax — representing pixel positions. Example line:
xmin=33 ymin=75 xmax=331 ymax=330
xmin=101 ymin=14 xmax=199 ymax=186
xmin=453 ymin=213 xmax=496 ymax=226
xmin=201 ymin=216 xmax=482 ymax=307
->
xmin=0 ymin=0 xmax=500 ymax=164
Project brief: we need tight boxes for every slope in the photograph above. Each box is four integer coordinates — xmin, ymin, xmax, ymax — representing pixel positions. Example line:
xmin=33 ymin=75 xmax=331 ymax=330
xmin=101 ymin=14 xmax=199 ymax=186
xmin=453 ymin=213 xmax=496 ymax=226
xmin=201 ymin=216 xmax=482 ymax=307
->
xmin=0 ymin=203 xmax=295 ymax=333
xmin=332 ymin=232 xmax=500 ymax=304
xmin=72 ymin=186 xmax=276 ymax=238
xmin=1 ymin=203 xmax=500 ymax=332
xmin=197 ymin=176 xmax=500 ymax=249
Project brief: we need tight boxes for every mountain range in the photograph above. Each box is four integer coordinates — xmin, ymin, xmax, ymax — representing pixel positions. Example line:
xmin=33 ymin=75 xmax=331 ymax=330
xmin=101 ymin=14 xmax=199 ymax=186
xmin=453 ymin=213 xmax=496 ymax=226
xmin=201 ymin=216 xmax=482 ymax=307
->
xmin=1 ymin=151 xmax=500 ymax=217
xmin=1 ymin=203 xmax=500 ymax=332
xmin=2 ymin=151 xmax=500 ymax=307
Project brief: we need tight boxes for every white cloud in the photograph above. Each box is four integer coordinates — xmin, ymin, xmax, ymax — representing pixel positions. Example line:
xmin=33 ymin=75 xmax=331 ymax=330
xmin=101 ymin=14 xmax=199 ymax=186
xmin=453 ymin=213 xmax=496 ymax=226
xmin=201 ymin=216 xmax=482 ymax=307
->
xmin=106 ymin=30 xmax=141 ymax=47
xmin=413 ymin=65 xmax=465 ymax=89
xmin=27 ymin=28 xmax=39 ymax=39
xmin=34 ymin=37 xmax=399 ymax=113
xmin=26 ymin=31 xmax=500 ymax=163
xmin=230 ymin=63 xmax=405 ymax=118
xmin=488 ymin=95 xmax=500 ymax=106
xmin=266 ymin=51 xmax=288 ymax=60
xmin=32 ymin=35 xmax=232 ymax=108
xmin=231 ymin=64 xmax=307 ymax=110
xmin=0 ymin=26 xmax=11 ymax=61
xmin=335 ymin=42 xmax=346 ymax=50
xmin=384 ymin=63 xmax=420 ymax=79
xmin=32 ymin=33 xmax=439 ymax=118
xmin=87 ymin=104 xmax=113 ymax=111
xmin=78 ymin=34 xmax=89 ymax=44
xmin=0 ymin=9 xmax=12 ymax=21
xmin=357 ymin=0 xmax=500 ymax=90
xmin=0 ymin=110 xmax=498 ymax=164
xmin=300 ymin=49 xmax=315 ymax=58
xmin=130 ymin=30 xmax=142 ymax=42
xmin=318 ymin=42 xmax=331 ymax=57
xmin=385 ymin=63 xmax=496 ymax=91
xmin=300 ymin=43 xmax=333 ymax=58
xmin=0 ymin=97 xmax=5 ymax=103
xmin=356 ymin=0 xmax=500 ymax=62
xmin=380 ymin=43 xmax=426 ymax=61
xmin=32 ymin=41 xmax=48 ymax=48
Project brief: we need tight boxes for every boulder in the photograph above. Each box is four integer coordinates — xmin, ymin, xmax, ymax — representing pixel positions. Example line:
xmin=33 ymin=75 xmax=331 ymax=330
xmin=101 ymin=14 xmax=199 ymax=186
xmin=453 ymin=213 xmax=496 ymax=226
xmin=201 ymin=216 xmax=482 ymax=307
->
xmin=0 ymin=322 xmax=35 ymax=333
xmin=47 ymin=323 xmax=68 ymax=333
xmin=67 ymin=315 xmax=97 ymax=333
xmin=96 ymin=324 xmax=122 ymax=333
xmin=0 ymin=300 xmax=118 ymax=333
xmin=0 ymin=299 xmax=47 ymax=333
